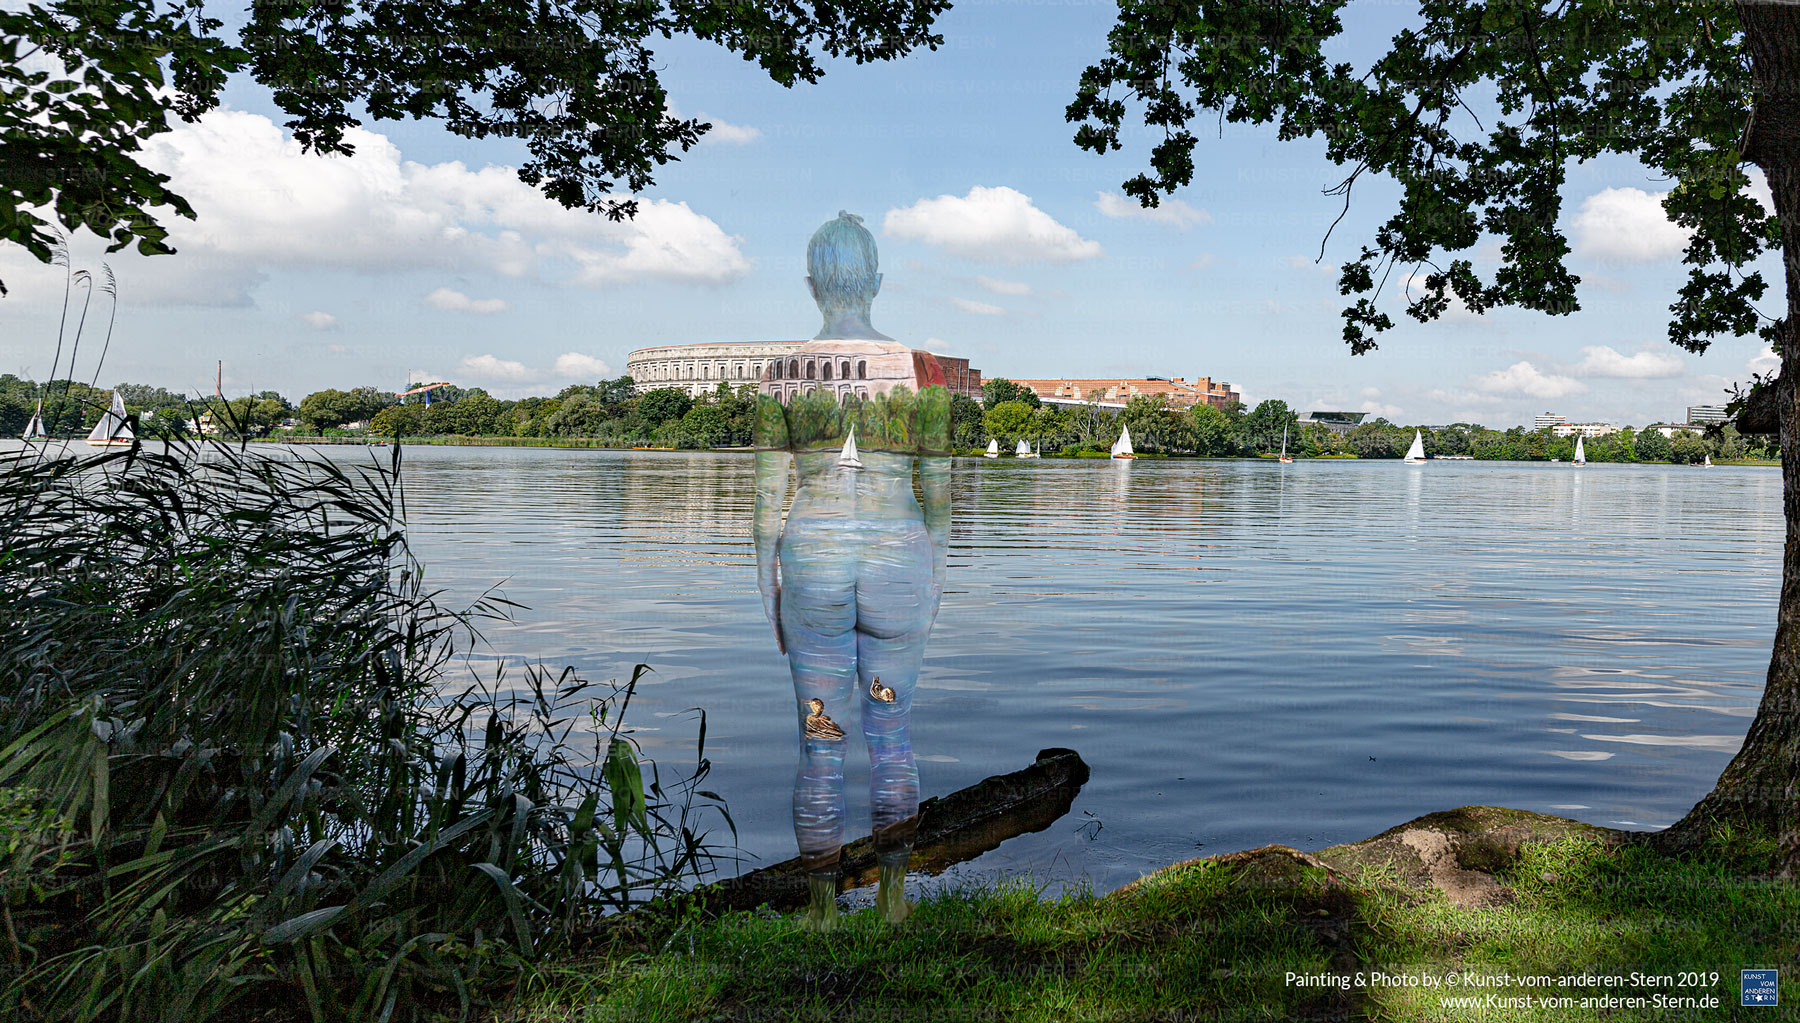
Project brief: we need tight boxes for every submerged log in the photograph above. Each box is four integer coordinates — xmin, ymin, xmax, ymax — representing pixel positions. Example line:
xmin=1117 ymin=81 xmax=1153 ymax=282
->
xmin=616 ymin=747 xmax=1090 ymax=925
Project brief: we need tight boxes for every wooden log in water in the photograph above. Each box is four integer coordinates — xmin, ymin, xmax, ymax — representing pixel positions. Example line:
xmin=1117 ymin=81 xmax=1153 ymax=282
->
xmin=635 ymin=747 xmax=1090 ymax=921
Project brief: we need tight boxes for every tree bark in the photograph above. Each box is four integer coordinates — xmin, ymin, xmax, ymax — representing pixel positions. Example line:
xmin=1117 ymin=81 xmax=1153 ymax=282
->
xmin=1667 ymin=1 xmax=1800 ymax=875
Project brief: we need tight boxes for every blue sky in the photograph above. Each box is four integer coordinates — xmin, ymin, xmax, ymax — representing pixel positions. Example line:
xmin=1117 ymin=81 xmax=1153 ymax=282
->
xmin=1 ymin=1 xmax=1782 ymax=427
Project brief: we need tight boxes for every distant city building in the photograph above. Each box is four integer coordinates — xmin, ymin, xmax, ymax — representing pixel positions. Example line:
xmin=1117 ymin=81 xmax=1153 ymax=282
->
xmin=626 ymin=341 xmax=981 ymax=399
xmin=1687 ymin=404 xmax=1729 ymax=424
xmin=1533 ymin=413 xmax=1566 ymax=430
xmin=1551 ymin=423 xmax=1620 ymax=438
xmin=1645 ymin=423 xmax=1703 ymax=438
xmin=1012 ymin=376 xmax=1240 ymax=410
xmin=1298 ymin=411 xmax=1367 ymax=435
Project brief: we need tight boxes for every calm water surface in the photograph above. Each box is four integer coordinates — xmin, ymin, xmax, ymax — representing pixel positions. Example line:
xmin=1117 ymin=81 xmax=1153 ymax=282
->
xmin=146 ymin=444 xmax=1797 ymax=897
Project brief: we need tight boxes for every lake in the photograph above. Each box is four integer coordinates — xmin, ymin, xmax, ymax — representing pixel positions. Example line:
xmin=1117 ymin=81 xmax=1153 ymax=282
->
xmin=21 ymin=441 xmax=1777 ymax=898
xmin=371 ymin=447 xmax=1780 ymax=898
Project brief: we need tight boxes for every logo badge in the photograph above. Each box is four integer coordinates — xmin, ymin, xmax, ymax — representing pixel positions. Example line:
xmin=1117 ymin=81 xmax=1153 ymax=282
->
xmin=1741 ymin=969 xmax=1778 ymax=1007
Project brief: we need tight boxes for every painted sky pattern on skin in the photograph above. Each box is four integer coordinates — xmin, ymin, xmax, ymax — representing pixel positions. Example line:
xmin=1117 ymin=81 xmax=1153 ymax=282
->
xmin=0 ymin=2 xmax=1784 ymax=427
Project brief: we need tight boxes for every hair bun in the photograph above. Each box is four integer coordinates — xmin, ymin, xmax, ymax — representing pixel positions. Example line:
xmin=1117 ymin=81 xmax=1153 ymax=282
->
xmin=837 ymin=210 xmax=864 ymax=226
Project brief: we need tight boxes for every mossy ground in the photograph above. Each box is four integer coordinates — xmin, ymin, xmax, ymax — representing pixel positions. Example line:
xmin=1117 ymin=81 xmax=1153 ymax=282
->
xmin=503 ymin=828 xmax=1794 ymax=1022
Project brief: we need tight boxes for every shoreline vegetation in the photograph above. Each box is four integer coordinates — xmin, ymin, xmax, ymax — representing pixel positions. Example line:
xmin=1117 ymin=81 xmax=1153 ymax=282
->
xmin=2 ymin=438 xmax=1790 ymax=1023
xmin=5 ymin=373 xmax=1769 ymax=467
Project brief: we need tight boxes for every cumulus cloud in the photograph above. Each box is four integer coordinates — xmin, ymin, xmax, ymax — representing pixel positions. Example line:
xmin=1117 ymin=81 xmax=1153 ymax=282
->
xmin=1360 ymin=400 xmax=1404 ymax=419
xmin=0 ymin=107 xmax=753 ymax=307
xmin=301 ymin=311 xmax=338 ymax=329
xmin=884 ymin=186 xmax=1102 ymax=264
xmin=1473 ymin=360 xmax=1589 ymax=399
xmin=1570 ymin=187 xmax=1692 ymax=264
xmin=1093 ymin=191 xmax=1211 ymax=230
xmin=974 ymin=275 xmax=1031 ymax=296
xmin=1570 ymin=345 xmax=1683 ymax=379
xmin=553 ymin=352 xmax=611 ymax=379
xmin=1749 ymin=347 xmax=1779 ymax=376
xmin=459 ymin=354 xmax=538 ymax=383
xmin=699 ymin=114 xmax=762 ymax=145
xmin=951 ymin=297 xmax=1006 ymax=316
xmin=426 ymin=287 xmax=509 ymax=314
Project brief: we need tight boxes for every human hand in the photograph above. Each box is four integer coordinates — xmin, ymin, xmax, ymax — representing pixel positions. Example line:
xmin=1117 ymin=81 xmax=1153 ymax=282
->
xmin=763 ymin=583 xmax=785 ymax=654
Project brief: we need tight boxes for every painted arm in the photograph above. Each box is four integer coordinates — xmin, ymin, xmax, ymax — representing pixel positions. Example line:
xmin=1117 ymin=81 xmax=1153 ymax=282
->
xmin=918 ymin=386 xmax=952 ymax=605
xmin=753 ymin=394 xmax=790 ymax=653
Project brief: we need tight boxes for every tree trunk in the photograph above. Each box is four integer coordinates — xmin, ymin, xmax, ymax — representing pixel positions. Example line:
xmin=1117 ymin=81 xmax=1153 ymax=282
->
xmin=1666 ymin=1 xmax=1800 ymax=874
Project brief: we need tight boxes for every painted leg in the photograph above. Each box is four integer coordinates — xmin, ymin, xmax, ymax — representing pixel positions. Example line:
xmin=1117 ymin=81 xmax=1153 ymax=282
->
xmin=856 ymin=522 xmax=936 ymax=925
xmin=779 ymin=528 xmax=859 ymax=931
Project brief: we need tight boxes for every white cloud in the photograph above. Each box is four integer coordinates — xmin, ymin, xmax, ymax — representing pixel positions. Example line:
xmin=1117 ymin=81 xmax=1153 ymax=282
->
xmin=922 ymin=336 xmax=952 ymax=351
xmin=1570 ymin=187 xmax=1691 ymax=264
xmin=425 ymin=287 xmax=509 ymax=314
xmin=0 ymin=108 xmax=753 ymax=307
xmin=1749 ymin=347 xmax=1779 ymax=377
xmin=699 ymin=114 xmax=762 ymax=145
xmin=327 ymin=344 xmax=350 ymax=355
xmin=459 ymin=354 xmax=539 ymax=383
xmin=1360 ymin=400 xmax=1404 ymax=419
xmin=951 ymin=297 xmax=1006 ymax=316
xmin=884 ymin=186 xmax=1102 ymax=264
xmin=1093 ymin=191 xmax=1212 ymax=231
xmin=974 ymin=275 xmax=1031 ymax=296
xmin=1360 ymin=387 xmax=1382 ymax=400
xmin=1570 ymin=344 xmax=1683 ymax=379
xmin=1189 ymin=253 xmax=1218 ymax=271
xmin=301 ymin=311 xmax=338 ymax=329
xmin=1287 ymin=255 xmax=1337 ymax=275
xmin=1473 ymin=361 xmax=1589 ymax=399
xmin=553 ymin=352 xmax=611 ymax=379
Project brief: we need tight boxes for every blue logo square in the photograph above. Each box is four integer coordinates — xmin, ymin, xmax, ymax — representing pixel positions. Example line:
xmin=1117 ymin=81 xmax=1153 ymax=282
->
xmin=1742 ymin=969 xmax=1778 ymax=1007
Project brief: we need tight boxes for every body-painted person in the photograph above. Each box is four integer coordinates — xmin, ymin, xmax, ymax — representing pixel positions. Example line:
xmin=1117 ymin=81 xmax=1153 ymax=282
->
xmin=754 ymin=211 xmax=951 ymax=930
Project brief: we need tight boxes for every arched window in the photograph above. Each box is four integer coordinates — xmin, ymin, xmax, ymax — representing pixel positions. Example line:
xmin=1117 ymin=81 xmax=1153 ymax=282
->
xmin=857 ymin=361 xmax=867 ymax=379
xmin=841 ymin=390 xmax=854 ymax=406
xmin=772 ymin=361 xmax=782 ymax=380
xmin=686 ymin=364 xmax=694 ymax=379
xmin=840 ymin=360 xmax=851 ymax=379
xmin=822 ymin=361 xmax=832 ymax=381
xmin=858 ymin=388 xmax=869 ymax=400
xmin=805 ymin=360 xmax=816 ymax=379
xmin=789 ymin=359 xmax=800 ymax=378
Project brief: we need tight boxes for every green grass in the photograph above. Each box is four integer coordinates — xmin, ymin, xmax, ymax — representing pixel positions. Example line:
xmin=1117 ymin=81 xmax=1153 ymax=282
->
xmin=508 ymin=836 xmax=1795 ymax=1022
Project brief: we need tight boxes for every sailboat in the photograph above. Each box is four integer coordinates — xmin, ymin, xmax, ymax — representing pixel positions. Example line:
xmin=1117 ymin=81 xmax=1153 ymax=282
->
xmin=1277 ymin=424 xmax=1292 ymax=463
xmin=86 ymin=392 xmax=134 ymax=447
xmin=985 ymin=438 xmax=999 ymax=458
xmin=1703 ymin=453 xmax=1713 ymax=467
xmin=838 ymin=426 xmax=863 ymax=469
xmin=1022 ymin=439 xmax=1039 ymax=459
xmin=1110 ymin=423 xmax=1136 ymax=460
xmin=1402 ymin=429 xmax=1426 ymax=464
xmin=1573 ymin=435 xmax=1586 ymax=466
xmin=21 ymin=400 xmax=47 ymax=443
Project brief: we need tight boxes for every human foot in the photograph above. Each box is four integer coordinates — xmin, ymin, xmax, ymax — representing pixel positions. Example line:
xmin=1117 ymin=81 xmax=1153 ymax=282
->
xmin=876 ymin=859 xmax=914 ymax=924
xmin=800 ymin=872 xmax=840 ymax=932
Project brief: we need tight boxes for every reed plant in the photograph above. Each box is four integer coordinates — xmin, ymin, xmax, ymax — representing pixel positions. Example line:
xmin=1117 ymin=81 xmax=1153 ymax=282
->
xmin=0 ymin=439 xmax=734 ymax=1022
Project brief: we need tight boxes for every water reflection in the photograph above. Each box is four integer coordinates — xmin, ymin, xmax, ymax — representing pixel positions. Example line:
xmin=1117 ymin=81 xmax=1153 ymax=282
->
xmin=365 ymin=451 xmax=1780 ymax=895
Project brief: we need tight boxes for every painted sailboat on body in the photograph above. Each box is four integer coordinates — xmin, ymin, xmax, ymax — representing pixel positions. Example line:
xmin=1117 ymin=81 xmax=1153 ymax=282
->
xmin=22 ymin=401 xmax=47 ymax=442
xmin=1402 ymin=429 xmax=1426 ymax=464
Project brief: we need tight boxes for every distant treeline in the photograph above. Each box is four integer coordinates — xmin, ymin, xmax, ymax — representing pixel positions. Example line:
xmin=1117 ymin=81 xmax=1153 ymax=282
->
xmin=2 ymin=374 xmax=1767 ymax=462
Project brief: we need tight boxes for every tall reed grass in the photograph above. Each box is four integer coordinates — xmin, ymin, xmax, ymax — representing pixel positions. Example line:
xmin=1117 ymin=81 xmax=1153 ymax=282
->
xmin=0 ymin=439 xmax=733 ymax=1022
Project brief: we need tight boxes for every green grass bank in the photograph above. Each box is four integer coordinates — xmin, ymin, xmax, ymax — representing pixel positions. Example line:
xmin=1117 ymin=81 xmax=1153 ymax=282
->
xmin=509 ymin=809 xmax=1794 ymax=1022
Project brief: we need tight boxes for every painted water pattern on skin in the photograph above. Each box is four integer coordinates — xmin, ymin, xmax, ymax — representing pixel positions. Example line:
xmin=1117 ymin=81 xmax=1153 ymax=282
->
xmin=390 ymin=452 xmax=1777 ymax=898
xmin=751 ymin=210 xmax=952 ymax=927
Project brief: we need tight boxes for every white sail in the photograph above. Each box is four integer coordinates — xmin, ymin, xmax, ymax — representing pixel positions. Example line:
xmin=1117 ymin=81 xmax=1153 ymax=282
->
xmin=1279 ymin=424 xmax=1289 ymax=460
xmin=985 ymin=438 xmax=999 ymax=458
xmin=838 ymin=426 xmax=863 ymax=468
xmin=1573 ymin=435 xmax=1586 ymax=465
xmin=86 ymin=392 xmax=133 ymax=445
xmin=23 ymin=400 xmax=46 ymax=440
xmin=1402 ymin=429 xmax=1426 ymax=463
xmin=1704 ymin=453 xmax=1713 ymax=467
xmin=1110 ymin=423 xmax=1135 ymax=458
xmin=1015 ymin=439 xmax=1030 ymax=456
